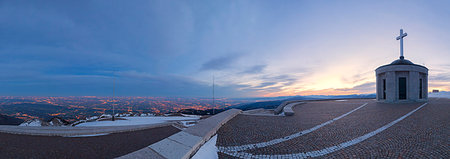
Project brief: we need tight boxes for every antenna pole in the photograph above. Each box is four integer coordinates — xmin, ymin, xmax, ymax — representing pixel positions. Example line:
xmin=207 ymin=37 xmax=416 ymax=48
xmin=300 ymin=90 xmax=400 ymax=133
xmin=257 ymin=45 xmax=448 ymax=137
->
xmin=212 ymin=75 xmax=215 ymax=115
xmin=112 ymin=75 xmax=115 ymax=121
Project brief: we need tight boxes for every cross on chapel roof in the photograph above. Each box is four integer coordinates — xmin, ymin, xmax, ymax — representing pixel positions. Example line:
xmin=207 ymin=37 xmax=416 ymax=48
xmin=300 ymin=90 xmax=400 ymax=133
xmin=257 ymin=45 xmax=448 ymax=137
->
xmin=396 ymin=29 xmax=408 ymax=59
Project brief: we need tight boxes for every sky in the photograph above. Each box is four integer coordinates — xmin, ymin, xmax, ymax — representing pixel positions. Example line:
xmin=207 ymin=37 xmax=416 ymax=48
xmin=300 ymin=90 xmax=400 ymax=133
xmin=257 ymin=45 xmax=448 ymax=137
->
xmin=0 ymin=0 xmax=449 ymax=97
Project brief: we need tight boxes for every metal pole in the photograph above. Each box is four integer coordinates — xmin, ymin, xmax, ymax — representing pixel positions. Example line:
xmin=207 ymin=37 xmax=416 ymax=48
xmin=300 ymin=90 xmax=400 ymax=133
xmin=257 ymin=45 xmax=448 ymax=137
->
xmin=212 ymin=75 xmax=215 ymax=115
xmin=112 ymin=76 xmax=115 ymax=121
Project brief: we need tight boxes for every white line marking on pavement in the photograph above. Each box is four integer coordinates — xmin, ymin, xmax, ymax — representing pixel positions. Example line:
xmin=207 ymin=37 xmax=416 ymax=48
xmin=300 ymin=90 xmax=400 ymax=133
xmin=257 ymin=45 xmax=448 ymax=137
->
xmin=218 ymin=103 xmax=368 ymax=152
xmin=221 ymin=102 xmax=428 ymax=159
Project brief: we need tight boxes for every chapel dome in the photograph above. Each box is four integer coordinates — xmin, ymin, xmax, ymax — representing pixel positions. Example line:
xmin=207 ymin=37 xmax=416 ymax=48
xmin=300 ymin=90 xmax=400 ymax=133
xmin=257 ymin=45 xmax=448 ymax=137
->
xmin=377 ymin=56 xmax=428 ymax=70
xmin=390 ymin=57 xmax=414 ymax=65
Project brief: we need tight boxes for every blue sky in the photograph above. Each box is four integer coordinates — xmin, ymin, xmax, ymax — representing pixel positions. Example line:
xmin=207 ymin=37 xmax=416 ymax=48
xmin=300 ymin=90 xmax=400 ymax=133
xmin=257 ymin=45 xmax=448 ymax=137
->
xmin=1 ymin=0 xmax=449 ymax=97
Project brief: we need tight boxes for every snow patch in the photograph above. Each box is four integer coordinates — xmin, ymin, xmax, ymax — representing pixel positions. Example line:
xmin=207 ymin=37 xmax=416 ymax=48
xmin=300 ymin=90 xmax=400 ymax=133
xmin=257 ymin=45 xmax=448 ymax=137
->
xmin=181 ymin=114 xmax=202 ymax=118
xmin=19 ymin=119 xmax=42 ymax=126
xmin=429 ymin=92 xmax=450 ymax=99
xmin=100 ymin=114 xmax=112 ymax=118
xmin=192 ymin=135 xmax=218 ymax=159
xmin=335 ymin=100 xmax=348 ymax=102
xmin=86 ymin=116 xmax=99 ymax=120
xmin=180 ymin=120 xmax=197 ymax=127
xmin=49 ymin=119 xmax=60 ymax=125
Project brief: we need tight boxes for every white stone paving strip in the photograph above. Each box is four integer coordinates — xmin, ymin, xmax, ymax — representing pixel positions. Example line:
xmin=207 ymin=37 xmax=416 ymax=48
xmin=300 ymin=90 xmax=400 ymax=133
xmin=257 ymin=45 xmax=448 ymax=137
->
xmin=218 ymin=103 xmax=368 ymax=152
xmin=221 ymin=102 xmax=428 ymax=158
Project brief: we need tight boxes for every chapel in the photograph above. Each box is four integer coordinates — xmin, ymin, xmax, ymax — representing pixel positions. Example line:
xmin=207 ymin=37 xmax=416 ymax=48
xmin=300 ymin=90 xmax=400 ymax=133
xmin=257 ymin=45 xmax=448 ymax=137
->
xmin=375 ymin=29 xmax=428 ymax=103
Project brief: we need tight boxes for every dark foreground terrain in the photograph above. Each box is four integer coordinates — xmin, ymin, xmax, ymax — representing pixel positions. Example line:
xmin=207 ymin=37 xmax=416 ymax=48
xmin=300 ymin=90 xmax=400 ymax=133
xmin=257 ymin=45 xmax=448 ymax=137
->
xmin=0 ymin=125 xmax=179 ymax=159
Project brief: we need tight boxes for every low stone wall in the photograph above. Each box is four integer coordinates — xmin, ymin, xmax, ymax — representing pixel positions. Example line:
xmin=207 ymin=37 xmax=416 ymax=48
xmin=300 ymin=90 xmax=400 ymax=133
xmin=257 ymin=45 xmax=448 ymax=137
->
xmin=274 ymin=100 xmax=304 ymax=115
xmin=283 ymin=102 xmax=305 ymax=116
xmin=117 ymin=109 xmax=242 ymax=159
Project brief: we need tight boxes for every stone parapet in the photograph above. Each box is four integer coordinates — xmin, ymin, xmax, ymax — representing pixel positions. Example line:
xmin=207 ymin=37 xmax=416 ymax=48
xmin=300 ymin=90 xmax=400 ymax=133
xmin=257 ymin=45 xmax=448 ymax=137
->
xmin=283 ymin=102 xmax=305 ymax=116
xmin=117 ymin=109 xmax=242 ymax=159
xmin=274 ymin=100 xmax=304 ymax=115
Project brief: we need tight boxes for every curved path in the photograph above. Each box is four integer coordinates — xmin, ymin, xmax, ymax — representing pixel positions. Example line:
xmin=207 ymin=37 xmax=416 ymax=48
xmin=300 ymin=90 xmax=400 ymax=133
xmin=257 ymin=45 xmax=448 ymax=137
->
xmin=217 ymin=100 xmax=370 ymax=147
xmin=218 ymin=103 xmax=368 ymax=152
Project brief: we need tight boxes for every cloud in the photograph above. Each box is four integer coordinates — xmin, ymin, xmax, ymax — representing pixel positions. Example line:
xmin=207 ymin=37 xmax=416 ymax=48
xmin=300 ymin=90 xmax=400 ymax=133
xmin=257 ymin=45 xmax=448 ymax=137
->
xmin=255 ymin=82 xmax=278 ymax=88
xmin=241 ymin=85 xmax=284 ymax=96
xmin=236 ymin=73 xmax=300 ymax=96
xmin=298 ymin=82 xmax=376 ymax=96
xmin=336 ymin=82 xmax=375 ymax=93
xmin=240 ymin=65 xmax=266 ymax=74
xmin=261 ymin=75 xmax=290 ymax=80
xmin=200 ymin=55 xmax=240 ymax=71
xmin=429 ymin=73 xmax=450 ymax=81
xmin=341 ymin=71 xmax=373 ymax=84
xmin=113 ymin=70 xmax=258 ymax=97
xmin=261 ymin=75 xmax=298 ymax=86
xmin=353 ymin=82 xmax=376 ymax=91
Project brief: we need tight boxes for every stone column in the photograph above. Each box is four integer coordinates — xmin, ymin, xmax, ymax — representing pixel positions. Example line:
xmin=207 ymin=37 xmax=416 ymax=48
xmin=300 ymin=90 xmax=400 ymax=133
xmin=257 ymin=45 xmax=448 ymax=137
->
xmin=409 ymin=71 xmax=419 ymax=101
xmin=376 ymin=74 xmax=380 ymax=100
xmin=424 ymin=74 xmax=428 ymax=99
xmin=386 ymin=71 xmax=396 ymax=102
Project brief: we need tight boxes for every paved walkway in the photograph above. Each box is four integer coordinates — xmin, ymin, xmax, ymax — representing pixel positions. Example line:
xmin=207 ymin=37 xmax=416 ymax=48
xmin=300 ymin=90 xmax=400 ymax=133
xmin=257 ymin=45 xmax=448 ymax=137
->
xmin=217 ymin=98 xmax=449 ymax=158
xmin=0 ymin=125 xmax=179 ymax=159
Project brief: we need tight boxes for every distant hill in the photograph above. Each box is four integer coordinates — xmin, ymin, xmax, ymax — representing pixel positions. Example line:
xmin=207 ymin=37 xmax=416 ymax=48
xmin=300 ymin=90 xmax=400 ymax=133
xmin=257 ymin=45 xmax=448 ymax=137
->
xmin=178 ymin=94 xmax=376 ymax=115
xmin=232 ymin=94 xmax=376 ymax=111
xmin=230 ymin=100 xmax=284 ymax=111
xmin=231 ymin=96 xmax=293 ymax=101
xmin=0 ymin=114 xmax=24 ymax=125
xmin=177 ymin=100 xmax=288 ymax=115
xmin=229 ymin=96 xmax=319 ymax=111
xmin=286 ymin=94 xmax=376 ymax=101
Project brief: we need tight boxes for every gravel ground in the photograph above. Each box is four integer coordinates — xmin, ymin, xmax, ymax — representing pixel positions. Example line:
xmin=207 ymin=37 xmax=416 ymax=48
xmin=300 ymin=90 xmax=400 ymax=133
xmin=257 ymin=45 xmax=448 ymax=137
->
xmin=0 ymin=125 xmax=180 ymax=159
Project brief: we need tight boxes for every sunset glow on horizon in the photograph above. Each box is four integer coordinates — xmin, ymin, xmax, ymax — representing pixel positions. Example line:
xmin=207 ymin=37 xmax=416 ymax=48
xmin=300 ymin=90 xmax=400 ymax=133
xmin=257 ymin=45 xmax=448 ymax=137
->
xmin=1 ymin=0 xmax=449 ymax=97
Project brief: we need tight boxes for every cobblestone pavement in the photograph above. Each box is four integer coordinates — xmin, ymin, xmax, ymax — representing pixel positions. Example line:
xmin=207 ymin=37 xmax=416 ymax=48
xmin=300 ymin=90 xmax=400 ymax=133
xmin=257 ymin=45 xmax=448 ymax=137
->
xmin=217 ymin=99 xmax=369 ymax=147
xmin=217 ymin=98 xmax=449 ymax=158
